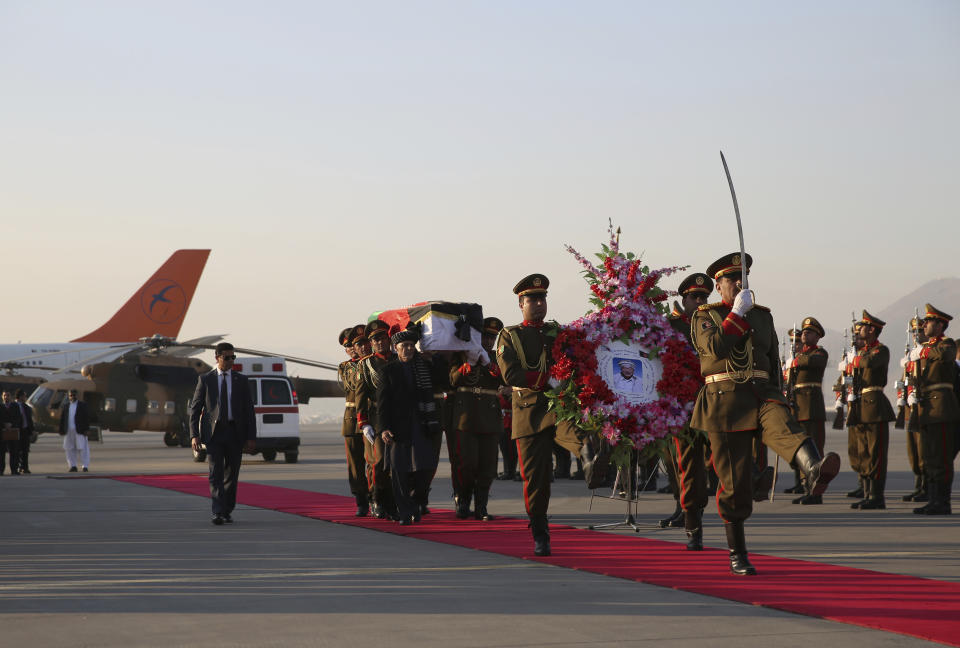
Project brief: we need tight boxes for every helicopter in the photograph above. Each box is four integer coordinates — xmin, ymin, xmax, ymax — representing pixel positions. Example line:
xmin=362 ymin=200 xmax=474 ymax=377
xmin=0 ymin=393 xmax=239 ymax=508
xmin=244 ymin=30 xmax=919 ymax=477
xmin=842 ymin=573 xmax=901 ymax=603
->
xmin=24 ymin=336 xmax=343 ymax=451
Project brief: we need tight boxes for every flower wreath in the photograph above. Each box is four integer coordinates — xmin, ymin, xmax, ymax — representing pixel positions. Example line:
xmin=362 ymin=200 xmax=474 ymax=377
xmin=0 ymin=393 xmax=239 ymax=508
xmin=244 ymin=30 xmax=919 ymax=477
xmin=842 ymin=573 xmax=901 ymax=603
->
xmin=547 ymin=223 xmax=704 ymax=468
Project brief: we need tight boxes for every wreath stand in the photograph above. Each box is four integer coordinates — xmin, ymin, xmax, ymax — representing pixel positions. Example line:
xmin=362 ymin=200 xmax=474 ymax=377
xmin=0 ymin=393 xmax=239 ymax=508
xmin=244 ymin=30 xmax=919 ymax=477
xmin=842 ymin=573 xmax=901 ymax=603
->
xmin=586 ymin=450 xmax=661 ymax=532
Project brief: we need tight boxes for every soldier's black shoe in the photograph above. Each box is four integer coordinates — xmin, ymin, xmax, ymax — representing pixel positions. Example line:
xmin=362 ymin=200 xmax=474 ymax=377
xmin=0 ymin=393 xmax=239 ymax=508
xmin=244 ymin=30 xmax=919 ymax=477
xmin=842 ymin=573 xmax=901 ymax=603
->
xmin=419 ymin=504 xmax=430 ymax=516
xmin=684 ymin=508 xmax=703 ymax=551
xmin=222 ymin=513 xmax=233 ymax=523
xmin=474 ymin=490 xmax=493 ymax=521
xmin=398 ymin=517 xmax=414 ymax=526
xmin=793 ymin=440 xmax=840 ymax=496
xmin=846 ymin=478 xmax=864 ymax=499
xmin=371 ymin=502 xmax=386 ymax=519
xmin=686 ymin=528 xmax=703 ymax=551
xmin=355 ymin=505 xmax=369 ymax=517
xmin=68 ymin=467 xmax=78 ymax=473
xmin=784 ymin=484 xmax=804 ymax=494
xmin=531 ymin=517 xmax=551 ymax=557
xmin=724 ymin=522 xmax=756 ymax=575
xmin=752 ymin=466 xmax=774 ymax=502
xmin=496 ymin=471 xmax=514 ymax=481
xmin=799 ymin=494 xmax=822 ymax=505
xmin=211 ymin=515 xmax=225 ymax=525
xmin=581 ymin=436 xmax=611 ymax=490
xmin=658 ymin=501 xmax=683 ymax=528
xmin=859 ymin=497 xmax=885 ymax=510
xmin=455 ymin=491 xmax=472 ymax=519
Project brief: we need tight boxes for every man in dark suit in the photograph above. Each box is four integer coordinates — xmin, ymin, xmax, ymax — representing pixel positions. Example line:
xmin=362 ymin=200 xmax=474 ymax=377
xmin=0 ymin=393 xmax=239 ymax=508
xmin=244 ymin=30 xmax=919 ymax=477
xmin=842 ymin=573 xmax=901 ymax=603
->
xmin=14 ymin=390 xmax=35 ymax=474
xmin=59 ymin=389 xmax=91 ymax=472
xmin=1 ymin=391 xmax=21 ymax=475
xmin=189 ymin=342 xmax=257 ymax=525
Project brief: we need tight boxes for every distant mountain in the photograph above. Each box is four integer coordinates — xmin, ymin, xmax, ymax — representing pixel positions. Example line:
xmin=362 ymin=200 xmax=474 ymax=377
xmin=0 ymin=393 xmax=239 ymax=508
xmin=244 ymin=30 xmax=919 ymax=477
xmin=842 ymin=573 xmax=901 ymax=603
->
xmin=877 ymin=277 xmax=960 ymax=346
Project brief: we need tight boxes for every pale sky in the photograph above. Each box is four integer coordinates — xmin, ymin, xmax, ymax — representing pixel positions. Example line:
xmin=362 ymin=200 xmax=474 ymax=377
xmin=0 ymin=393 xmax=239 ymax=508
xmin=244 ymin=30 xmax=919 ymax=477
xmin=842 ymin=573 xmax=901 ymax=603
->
xmin=2 ymin=2 xmax=958 ymax=415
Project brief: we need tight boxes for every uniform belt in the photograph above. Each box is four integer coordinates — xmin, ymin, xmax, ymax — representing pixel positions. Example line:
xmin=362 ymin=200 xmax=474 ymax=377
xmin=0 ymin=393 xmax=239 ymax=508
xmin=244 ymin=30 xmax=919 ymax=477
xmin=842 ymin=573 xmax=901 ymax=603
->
xmin=704 ymin=370 xmax=769 ymax=384
xmin=921 ymin=382 xmax=954 ymax=392
xmin=456 ymin=387 xmax=500 ymax=396
xmin=793 ymin=382 xmax=822 ymax=390
xmin=861 ymin=386 xmax=884 ymax=394
xmin=433 ymin=392 xmax=447 ymax=400
xmin=343 ymin=401 xmax=356 ymax=408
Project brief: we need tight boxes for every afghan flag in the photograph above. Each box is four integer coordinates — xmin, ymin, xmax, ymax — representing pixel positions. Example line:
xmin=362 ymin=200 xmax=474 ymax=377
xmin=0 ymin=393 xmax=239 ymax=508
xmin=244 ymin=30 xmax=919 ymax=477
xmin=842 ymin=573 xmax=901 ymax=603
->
xmin=369 ymin=301 xmax=485 ymax=354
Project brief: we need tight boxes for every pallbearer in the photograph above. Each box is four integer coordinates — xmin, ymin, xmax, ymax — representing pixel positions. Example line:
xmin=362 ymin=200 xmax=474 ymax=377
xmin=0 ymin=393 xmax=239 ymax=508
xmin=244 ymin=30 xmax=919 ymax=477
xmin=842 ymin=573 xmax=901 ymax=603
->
xmin=690 ymin=253 xmax=839 ymax=576
xmin=448 ymin=317 xmax=506 ymax=521
xmin=338 ymin=326 xmax=369 ymax=516
xmin=907 ymin=304 xmax=959 ymax=515
xmin=843 ymin=311 xmax=895 ymax=510
xmin=497 ymin=274 xmax=606 ymax=557
xmin=356 ymin=320 xmax=396 ymax=519
xmin=784 ymin=317 xmax=829 ymax=505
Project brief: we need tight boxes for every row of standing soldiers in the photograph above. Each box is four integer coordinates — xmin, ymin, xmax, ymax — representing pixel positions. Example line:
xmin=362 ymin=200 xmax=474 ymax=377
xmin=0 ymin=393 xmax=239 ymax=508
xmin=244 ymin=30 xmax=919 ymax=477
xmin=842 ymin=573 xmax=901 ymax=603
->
xmin=825 ymin=305 xmax=959 ymax=515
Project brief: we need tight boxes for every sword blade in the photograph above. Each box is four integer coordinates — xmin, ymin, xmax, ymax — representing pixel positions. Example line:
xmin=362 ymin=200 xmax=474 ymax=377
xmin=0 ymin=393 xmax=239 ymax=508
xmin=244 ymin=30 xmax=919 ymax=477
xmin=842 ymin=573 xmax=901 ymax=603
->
xmin=720 ymin=151 xmax=748 ymax=290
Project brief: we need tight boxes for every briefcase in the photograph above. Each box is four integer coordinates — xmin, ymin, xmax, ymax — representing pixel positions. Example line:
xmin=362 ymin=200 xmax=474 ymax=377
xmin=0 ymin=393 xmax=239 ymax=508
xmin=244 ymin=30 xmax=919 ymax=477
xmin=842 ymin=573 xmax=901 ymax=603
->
xmin=1 ymin=427 xmax=20 ymax=442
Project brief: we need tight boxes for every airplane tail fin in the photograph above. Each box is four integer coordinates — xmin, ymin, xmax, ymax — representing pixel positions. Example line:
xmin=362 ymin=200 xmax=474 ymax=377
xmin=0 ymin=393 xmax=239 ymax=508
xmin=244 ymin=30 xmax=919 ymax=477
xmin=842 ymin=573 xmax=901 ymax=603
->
xmin=71 ymin=249 xmax=211 ymax=343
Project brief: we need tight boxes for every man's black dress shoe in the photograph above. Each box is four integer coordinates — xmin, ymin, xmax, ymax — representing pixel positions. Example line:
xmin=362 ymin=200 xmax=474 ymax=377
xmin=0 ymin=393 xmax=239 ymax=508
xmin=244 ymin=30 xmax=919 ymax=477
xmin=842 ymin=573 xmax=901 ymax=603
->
xmin=68 ymin=467 xmax=78 ymax=472
xmin=398 ymin=517 xmax=414 ymax=526
xmin=212 ymin=515 xmax=225 ymax=525
xmin=222 ymin=513 xmax=233 ymax=523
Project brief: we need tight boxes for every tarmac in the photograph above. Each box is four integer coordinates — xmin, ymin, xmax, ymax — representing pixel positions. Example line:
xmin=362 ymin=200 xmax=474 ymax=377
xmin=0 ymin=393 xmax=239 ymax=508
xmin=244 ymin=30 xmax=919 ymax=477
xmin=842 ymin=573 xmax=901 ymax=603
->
xmin=0 ymin=424 xmax=956 ymax=648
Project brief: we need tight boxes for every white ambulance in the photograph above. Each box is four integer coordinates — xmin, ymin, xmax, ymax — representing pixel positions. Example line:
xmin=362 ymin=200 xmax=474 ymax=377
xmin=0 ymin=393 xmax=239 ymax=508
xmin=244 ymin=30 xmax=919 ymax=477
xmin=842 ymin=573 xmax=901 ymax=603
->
xmin=191 ymin=356 xmax=301 ymax=464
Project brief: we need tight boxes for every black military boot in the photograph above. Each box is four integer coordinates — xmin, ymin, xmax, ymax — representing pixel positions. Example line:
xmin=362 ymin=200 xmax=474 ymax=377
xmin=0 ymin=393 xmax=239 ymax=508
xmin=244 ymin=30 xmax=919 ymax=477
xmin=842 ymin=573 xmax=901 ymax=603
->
xmin=793 ymin=439 xmax=840 ymax=496
xmin=355 ymin=494 xmax=369 ymax=517
xmin=851 ymin=478 xmax=870 ymax=509
xmin=530 ymin=517 xmax=551 ymax=557
xmin=684 ymin=507 xmax=703 ymax=551
xmin=456 ymin=487 xmax=473 ymax=519
xmin=658 ymin=499 xmax=684 ymax=528
xmin=846 ymin=477 xmax=864 ymax=499
xmin=860 ymin=477 xmax=886 ymax=510
xmin=914 ymin=475 xmax=929 ymax=502
xmin=371 ymin=500 xmax=385 ymax=519
xmin=752 ymin=466 xmax=774 ymax=502
xmin=902 ymin=475 xmax=923 ymax=502
xmin=474 ymin=489 xmax=494 ymax=521
xmin=799 ymin=492 xmax=822 ymax=505
xmin=580 ymin=435 xmax=611 ymax=490
xmin=918 ymin=482 xmax=952 ymax=515
xmin=724 ymin=521 xmax=756 ymax=576
xmin=784 ymin=468 xmax=804 ymax=494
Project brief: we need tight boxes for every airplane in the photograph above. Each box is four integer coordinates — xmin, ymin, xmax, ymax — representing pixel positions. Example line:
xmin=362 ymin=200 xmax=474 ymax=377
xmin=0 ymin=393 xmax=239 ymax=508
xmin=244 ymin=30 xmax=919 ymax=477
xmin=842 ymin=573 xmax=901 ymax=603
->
xmin=0 ymin=249 xmax=210 ymax=392
xmin=25 ymin=336 xmax=343 ymax=452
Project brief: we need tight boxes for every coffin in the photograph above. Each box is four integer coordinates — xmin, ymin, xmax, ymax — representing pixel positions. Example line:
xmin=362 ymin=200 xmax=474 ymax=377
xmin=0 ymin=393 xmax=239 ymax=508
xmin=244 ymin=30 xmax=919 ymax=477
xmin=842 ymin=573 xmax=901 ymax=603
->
xmin=372 ymin=301 xmax=485 ymax=355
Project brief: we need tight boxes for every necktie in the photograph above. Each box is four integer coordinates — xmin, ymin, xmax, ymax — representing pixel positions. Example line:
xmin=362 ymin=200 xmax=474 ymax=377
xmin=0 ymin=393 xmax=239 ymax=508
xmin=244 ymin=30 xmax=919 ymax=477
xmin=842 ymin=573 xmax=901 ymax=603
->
xmin=220 ymin=373 xmax=228 ymax=421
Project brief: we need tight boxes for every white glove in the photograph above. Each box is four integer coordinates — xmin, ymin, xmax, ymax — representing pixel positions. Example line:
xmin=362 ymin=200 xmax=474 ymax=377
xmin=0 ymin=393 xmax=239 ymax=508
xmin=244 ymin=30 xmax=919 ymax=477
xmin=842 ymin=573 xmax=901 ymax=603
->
xmin=476 ymin=348 xmax=490 ymax=366
xmin=731 ymin=289 xmax=754 ymax=318
xmin=909 ymin=346 xmax=923 ymax=361
xmin=896 ymin=397 xmax=905 ymax=408
xmin=907 ymin=392 xmax=919 ymax=407
xmin=899 ymin=356 xmax=909 ymax=368
xmin=548 ymin=377 xmax=560 ymax=389
xmin=361 ymin=424 xmax=375 ymax=443
xmin=847 ymin=392 xmax=858 ymax=403
xmin=837 ymin=360 xmax=848 ymax=373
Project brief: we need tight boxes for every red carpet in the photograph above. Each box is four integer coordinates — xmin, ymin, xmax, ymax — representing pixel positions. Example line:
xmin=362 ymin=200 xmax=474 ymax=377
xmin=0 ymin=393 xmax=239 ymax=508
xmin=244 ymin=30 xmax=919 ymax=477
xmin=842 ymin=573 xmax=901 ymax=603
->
xmin=114 ymin=474 xmax=960 ymax=646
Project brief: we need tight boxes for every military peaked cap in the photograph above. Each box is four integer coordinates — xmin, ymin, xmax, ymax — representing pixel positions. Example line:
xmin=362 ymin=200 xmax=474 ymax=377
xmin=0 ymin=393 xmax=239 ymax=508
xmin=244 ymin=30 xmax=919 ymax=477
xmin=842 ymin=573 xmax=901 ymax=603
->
xmin=365 ymin=319 xmax=390 ymax=340
xmin=787 ymin=328 xmax=799 ymax=340
xmin=678 ymin=272 xmax=713 ymax=296
xmin=923 ymin=303 xmax=953 ymax=323
xmin=482 ymin=317 xmax=504 ymax=335
xmin=513 ymin=274 xmax=549 ymax=296
xmin=860 ymin=310 xmax=885 ymax=329
xmin=338 ymin=327 xmax=353 ymax=347
xmin=801 ymin=316 xmax=825 ymax=338
xmin=706 ymin=252 xmax=753 ymax=281
xmin=347 ymin=324 xmax=368 ymax=345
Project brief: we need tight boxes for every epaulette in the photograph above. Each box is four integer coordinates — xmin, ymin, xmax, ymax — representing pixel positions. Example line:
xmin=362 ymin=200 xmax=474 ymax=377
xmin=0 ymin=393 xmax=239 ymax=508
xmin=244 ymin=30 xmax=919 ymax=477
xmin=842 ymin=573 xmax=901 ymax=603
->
xmin=753 ymin=304 xmax=770 ymax=312
xmin=697 ymin=302 xmax=725 ymax=312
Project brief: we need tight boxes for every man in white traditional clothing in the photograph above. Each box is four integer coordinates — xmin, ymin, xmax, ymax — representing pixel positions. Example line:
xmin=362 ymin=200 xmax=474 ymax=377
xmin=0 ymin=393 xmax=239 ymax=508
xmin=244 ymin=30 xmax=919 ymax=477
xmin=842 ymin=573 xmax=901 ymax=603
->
xmin=612 ymin=359 xmax=643 ymax=395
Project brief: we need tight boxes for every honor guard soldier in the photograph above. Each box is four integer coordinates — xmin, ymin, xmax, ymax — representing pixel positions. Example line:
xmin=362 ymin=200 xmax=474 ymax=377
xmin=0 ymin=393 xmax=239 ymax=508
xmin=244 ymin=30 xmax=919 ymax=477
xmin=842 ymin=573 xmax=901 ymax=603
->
xmin=663 ymin=272 xmax=712 ymax=549
xmin=356 ymin=320 xmax=397 ymax=519
xmin=690 ymin=253 xmax=840 ymax=575
xmin=448 ymin=317 xmax=506 ymax=521
xmin=905 ymin=304 xmax=959 ymax=515
xmin=497 ymin=274 xmax=607 ymax=557
xmin=899 ymin=317 xmax=928 ymax=502
xmin=784 ymin=317 xmax=829 ymax=504
xmin=338 ymin=327 xmax=369 ymax=516
xmin=841 ymin=311 xmax=895 ymax=510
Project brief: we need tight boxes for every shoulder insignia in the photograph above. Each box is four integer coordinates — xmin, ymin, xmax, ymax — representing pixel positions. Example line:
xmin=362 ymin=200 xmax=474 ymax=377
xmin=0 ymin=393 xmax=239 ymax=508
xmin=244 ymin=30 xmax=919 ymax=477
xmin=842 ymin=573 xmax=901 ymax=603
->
xmin=697 ymin=302 xmax=724 ymax=312
xmin=700 ymin=319 xmax=715 ymax=330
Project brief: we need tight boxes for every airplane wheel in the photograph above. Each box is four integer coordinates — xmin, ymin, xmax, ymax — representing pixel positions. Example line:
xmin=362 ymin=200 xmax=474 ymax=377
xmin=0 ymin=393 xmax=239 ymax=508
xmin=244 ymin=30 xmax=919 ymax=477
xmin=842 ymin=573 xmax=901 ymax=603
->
xmin=163 ymin=432 xmax=179 ymax=447
xmin=284 ymin=451 xmax=298 ymax=464
xmin=193 ymin=447 xmax=207 ymax=463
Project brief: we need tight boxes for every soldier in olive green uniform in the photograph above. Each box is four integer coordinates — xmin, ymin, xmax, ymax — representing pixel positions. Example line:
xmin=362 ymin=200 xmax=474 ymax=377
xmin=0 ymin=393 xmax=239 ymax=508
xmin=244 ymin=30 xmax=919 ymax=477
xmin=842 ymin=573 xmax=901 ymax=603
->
xmin=449 ymin=317 xmax=506 ymax=521
xmin=665 ymin=273 xmax=712 ymax=550
xmin=338 ymin=326 xmax=369 ymax=516
xmin=784 ymin=317 xmax=829 ymax=505
xmin=356 ymin=320 xmax=397 ymax=519
xmin=898 ymin=317 xmax=928 ymax=502
xmin=907 ymin=304 xmax=959 ymax=515
xmin=497 ymin=274 xmax=606 ymax=557
xmin=841 ymin=311 xmax=896 ymax=510
xmin=690 ymin=253 xmax=840 ymax=576
xmin=842 ymin=322 xmax=867 ymax=500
